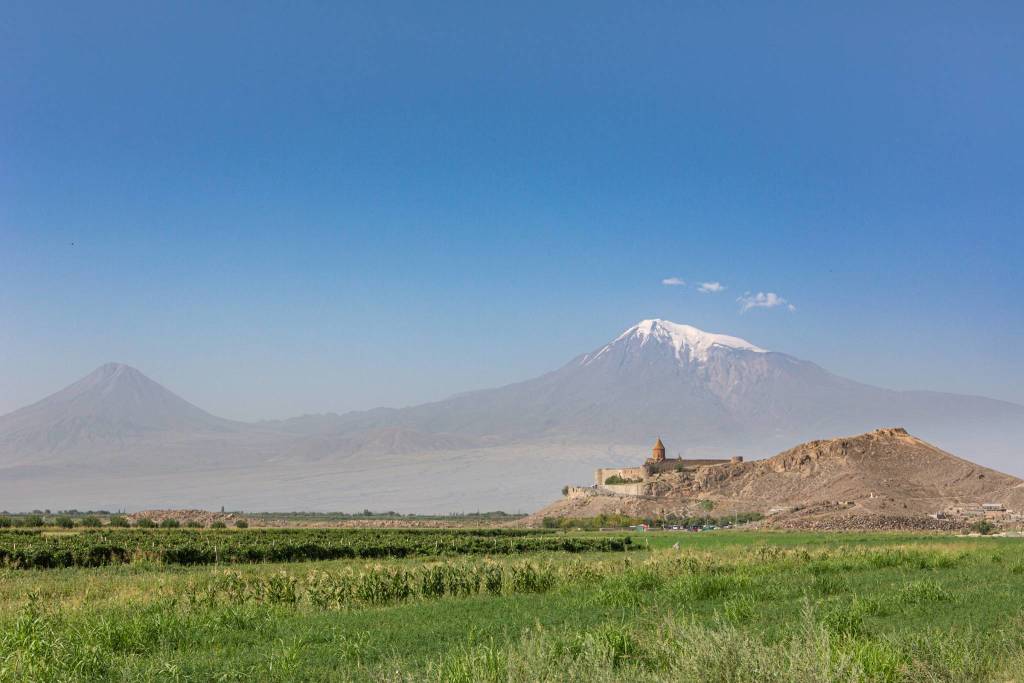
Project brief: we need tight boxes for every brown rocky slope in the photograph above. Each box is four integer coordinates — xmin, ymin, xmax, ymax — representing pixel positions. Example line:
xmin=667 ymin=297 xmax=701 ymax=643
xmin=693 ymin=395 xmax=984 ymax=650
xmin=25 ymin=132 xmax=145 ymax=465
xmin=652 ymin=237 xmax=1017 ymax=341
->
xmin=527 ymin=428 xmax=1024 ymax=527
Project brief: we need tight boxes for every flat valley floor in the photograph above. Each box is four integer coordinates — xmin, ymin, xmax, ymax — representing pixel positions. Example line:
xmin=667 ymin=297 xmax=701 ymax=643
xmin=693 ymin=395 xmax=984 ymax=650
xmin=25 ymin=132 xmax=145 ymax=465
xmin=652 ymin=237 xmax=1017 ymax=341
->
xmin=3 ymin=530 xmax=1024 ymax=681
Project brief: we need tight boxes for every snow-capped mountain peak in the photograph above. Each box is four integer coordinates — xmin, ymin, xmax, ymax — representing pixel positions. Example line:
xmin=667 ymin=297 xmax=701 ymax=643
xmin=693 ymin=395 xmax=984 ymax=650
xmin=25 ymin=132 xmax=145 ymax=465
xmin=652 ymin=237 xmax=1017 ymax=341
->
xmin=583 ymin=319 xmax=767 ymax=365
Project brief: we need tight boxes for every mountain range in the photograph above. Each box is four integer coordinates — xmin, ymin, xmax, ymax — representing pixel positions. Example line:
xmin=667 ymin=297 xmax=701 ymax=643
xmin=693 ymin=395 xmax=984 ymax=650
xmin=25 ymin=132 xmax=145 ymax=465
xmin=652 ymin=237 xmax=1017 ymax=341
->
xmin=1 ymin=319 xmax=1022 ymax=512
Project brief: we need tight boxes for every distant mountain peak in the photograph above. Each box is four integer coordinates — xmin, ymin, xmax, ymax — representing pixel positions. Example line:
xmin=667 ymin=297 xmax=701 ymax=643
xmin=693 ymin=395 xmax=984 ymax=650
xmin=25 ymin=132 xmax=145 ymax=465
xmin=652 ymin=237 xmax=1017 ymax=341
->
xmin=72 ymin=362 xmax=169 ymax=398
xmin=97 ymin=361 xmax=135 ymax=372
xmin=583 ymin=318 xmax=767 ymax=365
xmin=0 ymin=363 xmax=237 ymax=456
xmin=91 ymin=362 xmax=143 ymax=379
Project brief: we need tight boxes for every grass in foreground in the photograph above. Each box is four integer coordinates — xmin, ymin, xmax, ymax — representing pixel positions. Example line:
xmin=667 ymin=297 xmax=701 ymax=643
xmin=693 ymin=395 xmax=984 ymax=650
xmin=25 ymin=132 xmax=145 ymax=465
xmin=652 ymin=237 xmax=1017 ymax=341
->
xmin=2 ymin=532 xmax=1023 ymax=681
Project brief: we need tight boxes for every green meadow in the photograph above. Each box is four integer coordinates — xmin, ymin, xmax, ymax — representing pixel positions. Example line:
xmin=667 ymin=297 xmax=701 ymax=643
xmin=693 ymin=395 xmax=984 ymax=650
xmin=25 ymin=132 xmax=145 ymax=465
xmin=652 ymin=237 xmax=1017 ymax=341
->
xmin=2 ymin=530 xmax=1023 ymax=682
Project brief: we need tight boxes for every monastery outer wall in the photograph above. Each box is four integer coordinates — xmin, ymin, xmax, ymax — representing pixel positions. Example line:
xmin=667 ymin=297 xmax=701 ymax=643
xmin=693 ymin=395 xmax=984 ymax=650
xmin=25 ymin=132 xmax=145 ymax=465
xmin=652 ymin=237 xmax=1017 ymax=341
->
xmin=644 ymin=458 xmax=732 ymax=475
xmin=565 ymin=486 xmax=595 ymax=500
xmin=595 ymin=467 xmax=645 ymax=486
xmin=685 ymin=458 xmax=734 ymax=467
xmin=598 ymin=482 xmax=646 ymax=496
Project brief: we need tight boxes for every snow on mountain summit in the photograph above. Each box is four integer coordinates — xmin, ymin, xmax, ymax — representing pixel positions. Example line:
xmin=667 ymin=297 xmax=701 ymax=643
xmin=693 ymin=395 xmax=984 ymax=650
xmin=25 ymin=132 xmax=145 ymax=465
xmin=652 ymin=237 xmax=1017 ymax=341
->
xmin=583 ymin=319 xmax=767 ymax=365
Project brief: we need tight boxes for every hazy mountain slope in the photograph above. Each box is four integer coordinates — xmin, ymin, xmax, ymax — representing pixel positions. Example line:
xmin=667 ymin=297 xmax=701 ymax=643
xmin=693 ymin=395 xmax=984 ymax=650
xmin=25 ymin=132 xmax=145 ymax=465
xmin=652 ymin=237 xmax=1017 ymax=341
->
xmin=275 ymin=320 xmax=1024 ymax=465
xmin=0 ymin=320 xmax=1021 ymax=512
xmin=0 ymin=363 xmax=248 ymax=464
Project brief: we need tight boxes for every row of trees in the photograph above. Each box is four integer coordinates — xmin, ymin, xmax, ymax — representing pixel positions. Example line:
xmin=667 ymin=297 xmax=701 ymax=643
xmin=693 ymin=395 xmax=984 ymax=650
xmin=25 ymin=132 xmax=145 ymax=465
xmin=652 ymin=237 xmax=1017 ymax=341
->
xmin=542 ymin=510 xmax=763 ymax=530
xmin=133 ymin=518 xmax=248 ymax=529
xmin=0 ymin=516 xmax=249 ymax=529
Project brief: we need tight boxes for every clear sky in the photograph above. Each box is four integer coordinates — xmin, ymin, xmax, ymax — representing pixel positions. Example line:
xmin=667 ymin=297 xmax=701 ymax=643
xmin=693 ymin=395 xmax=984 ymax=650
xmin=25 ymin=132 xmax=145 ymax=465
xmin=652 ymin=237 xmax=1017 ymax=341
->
xmin=2 ymin=1 xmax=1022 ymax=420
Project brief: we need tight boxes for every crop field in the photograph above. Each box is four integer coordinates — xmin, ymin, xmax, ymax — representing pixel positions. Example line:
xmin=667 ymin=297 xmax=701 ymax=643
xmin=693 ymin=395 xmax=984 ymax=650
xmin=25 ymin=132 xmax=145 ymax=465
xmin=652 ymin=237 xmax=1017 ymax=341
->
xmin=2 ymin=531 xmax=1024 ymax=681
xmin=0 ymin=528 xmax=627 ymax=569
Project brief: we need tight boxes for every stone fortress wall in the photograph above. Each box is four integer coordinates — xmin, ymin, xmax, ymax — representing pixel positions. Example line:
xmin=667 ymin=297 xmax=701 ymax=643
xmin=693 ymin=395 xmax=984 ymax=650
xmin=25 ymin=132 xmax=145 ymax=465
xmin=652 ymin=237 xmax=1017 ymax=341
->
xmin=594 ymin=467 xmax=645 ymax=486
xmin=643 ymin=457 xmax=738 ymax=475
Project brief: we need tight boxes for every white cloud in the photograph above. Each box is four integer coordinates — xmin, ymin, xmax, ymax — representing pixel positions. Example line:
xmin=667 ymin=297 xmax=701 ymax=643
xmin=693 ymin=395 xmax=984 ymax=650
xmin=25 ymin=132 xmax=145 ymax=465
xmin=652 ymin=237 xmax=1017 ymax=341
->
xmin=697 ymin=282 xmax=725 ymax=294
xmin=661 ymin=277 xmax=686 ymax=286
xmin=737 ymin=291 xmax=795 ymax=313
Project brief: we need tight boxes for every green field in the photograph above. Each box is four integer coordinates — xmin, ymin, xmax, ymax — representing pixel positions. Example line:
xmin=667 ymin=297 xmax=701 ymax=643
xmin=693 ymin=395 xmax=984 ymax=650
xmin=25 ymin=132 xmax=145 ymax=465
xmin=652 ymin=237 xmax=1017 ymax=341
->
xmin=0 ymin=528 xmax=626 ymax=569
xmin=2 ymin=530 xmax=1023 ymax=681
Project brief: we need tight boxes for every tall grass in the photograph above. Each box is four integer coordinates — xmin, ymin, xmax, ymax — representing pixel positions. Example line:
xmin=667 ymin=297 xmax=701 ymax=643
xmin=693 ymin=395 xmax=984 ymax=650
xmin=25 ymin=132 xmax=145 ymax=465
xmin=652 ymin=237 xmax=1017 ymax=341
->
xmin=426 ymin=604 xmax=1024 ymax=683
xmin=183 ymin=559 xmax=570 ymax=610
xmin=1 ymin=535 xmax=1022 ymax=681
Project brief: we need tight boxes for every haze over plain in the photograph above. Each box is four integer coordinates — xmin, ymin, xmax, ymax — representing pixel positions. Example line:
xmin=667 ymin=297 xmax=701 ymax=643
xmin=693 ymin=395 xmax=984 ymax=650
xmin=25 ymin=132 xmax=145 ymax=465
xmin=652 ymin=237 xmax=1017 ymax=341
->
xmin=2 ymin=320 xmax=1021 ymax=512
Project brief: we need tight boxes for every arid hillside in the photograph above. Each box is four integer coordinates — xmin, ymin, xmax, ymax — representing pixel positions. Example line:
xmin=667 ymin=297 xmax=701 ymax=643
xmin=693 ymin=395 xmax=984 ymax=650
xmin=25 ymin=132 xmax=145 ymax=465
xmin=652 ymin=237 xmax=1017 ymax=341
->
xmin=529 ymin=428 xmax=1024 ymax=527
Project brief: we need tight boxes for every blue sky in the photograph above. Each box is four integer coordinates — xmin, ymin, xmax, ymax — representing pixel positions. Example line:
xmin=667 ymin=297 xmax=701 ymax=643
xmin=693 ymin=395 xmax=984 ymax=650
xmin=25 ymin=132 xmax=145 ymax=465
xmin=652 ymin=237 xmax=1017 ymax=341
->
xmin=2 ymin=1 xmax=1022 ymax=419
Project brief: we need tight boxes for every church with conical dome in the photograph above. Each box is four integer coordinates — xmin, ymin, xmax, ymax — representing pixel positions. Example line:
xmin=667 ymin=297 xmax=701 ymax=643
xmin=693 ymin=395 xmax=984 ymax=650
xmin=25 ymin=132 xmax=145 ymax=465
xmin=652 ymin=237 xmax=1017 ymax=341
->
xmin=643 ymin=436 xmax=691 ymax=474
xmin=589 ymin=438 xmax=740 ymax=490
xmin=648 ymin=437 xmax=666 ymax=463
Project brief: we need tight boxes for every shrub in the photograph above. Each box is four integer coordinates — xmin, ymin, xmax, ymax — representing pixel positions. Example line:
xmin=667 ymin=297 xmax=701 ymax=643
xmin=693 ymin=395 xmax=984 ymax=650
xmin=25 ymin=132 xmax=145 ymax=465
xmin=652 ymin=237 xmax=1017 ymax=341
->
xmin=160 ymin=518 xmax=181 ymax=529
xmin=895 ymin=579 xmax=950 ymax=606
xmin=671 ymin=573 xmax=746 ymax=601
xmin=186 ymin=520 xmax=204 ymax=528
xmin=0 ymin=517 xmax=12 ymax=528
xmin=136 ymin=518 xmax=157 ymax=528
xmin=210 ymin=521 xmax=227 ymax=529
xmin=819 ymin=599 xmax=871 ymax=637
xmin=19 ymin=514 xmax=46 ymax=527
xmin=108 ymin=515 xmax=131 ymax=527
xmin=810 ymin=573 xmax=849 ymax=596
xmin=699 ymin=499 xmax=716 ymax=512
xmin=722 ymin=594 xmax=757 ymax=623
xmin=732 ymin=511 xmax=764 ymax=524
xmin=235 ymin=520 xmax=249 ymax=529
xmin=970 ymin=519 xmax=995 ymax=535
xmin=604 ymin=475 xmax=641 ymax=485
xmin=80 ymin=516 xmax=102 ymax=528
xmin=561 ymin=485 xmax=569 ymax=497
xmin=54 ymin=515 xmax=75 ymax=528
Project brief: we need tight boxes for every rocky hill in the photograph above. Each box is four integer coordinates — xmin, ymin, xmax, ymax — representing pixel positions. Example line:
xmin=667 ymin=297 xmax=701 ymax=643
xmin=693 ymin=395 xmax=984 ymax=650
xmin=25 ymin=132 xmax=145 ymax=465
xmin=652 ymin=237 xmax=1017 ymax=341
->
xmin=529 ymin=428 xmax=1024 ymax=527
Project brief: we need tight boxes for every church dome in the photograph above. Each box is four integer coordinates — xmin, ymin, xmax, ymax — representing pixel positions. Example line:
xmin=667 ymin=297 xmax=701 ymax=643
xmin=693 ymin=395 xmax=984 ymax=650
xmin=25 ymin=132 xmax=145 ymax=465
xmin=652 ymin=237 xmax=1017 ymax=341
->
xmin=652 ymin=438 xmax=666 ymax=461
